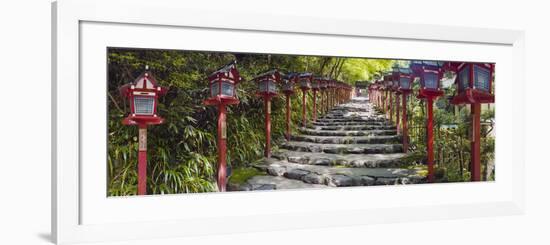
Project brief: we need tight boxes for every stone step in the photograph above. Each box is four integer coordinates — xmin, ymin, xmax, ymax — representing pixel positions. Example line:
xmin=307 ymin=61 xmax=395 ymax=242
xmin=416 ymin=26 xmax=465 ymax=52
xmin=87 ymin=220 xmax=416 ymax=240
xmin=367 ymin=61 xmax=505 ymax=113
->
xmin=281 ymin=141 xmax=403 ymax=154
xmin=299 ymin=128 xmax=397 ymax=137
xmin=312 ymin=121 xmax=391 ymax=126
xmin=315 ymin=118 xmax=386 ymax=123
xmin=307 ymin=124 xmax=396 ymax=131
xmin=272 ymin=150 xmax=410 ymax=168
xmin=290 ymin=134 xmax=401 ymax=144
xmin=255 ymin=159 xmax=425 ymax=187
xmin=229 ymin=175 xmax=330 ymax=191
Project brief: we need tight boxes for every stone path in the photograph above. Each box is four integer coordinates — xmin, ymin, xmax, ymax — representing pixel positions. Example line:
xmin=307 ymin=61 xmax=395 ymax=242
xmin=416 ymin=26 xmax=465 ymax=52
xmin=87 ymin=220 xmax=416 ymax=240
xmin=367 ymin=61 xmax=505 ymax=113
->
xmin=231 ymin=96 xmax=425 ymax=191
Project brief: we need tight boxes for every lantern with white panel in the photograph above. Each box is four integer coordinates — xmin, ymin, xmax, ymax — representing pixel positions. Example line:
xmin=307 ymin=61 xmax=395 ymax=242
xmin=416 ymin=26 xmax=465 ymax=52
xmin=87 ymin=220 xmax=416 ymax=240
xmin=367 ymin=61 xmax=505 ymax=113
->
xmin=119 ymin=70 xmax=167 ymax=195
xmin=203 ymin=60 xmax=242 ymax=192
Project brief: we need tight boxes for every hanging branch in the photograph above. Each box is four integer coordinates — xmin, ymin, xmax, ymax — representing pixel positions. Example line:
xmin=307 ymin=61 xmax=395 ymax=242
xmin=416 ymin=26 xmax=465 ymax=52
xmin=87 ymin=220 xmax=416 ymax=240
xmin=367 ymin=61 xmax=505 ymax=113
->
xmin=328 ymin=58 xmax=341 ymax=78
xmin=318 ymin=57 xmax=331 ymax=76
xmin=108 ymin=91 xmax=125 ymax=114
xmin=335 ymin=59 xmax=347 ymax=79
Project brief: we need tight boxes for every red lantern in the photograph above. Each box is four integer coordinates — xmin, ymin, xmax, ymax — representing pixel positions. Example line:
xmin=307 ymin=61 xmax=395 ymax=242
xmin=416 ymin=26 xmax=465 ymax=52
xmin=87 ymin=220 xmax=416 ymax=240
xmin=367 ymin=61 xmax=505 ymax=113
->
xmin=203 ymin=61 xmax=242 ymax=192
xmin=119 ymin=70 xmax=167 ymax=195
xmin=446 ymin=62 xmax=495 ymax=182
xmin=411 ymin=60 xmax=445 ymax=98
xmin=253 ymin=69 xmax=282 ymax=158
xmin=204 ymin=61 xmax=241 ymax=106
xmin=451 ymin=62 xmax=494 ymax=104
xmin=120 ymin=71 xmax=167 ymax=126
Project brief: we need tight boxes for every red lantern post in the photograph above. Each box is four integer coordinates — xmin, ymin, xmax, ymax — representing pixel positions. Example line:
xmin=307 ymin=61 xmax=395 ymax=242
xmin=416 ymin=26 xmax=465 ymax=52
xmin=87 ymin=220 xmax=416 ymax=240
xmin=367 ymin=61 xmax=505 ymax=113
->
xmin=282 ymin=73 xmax=297 ymax=140
xmin=447 ymin=62 xmax=495 ymax=181
xmin=383 ymin=74 xmax=395 ymax=122
xmin=120 ymin=70 xmax=167 ymax=195
xmin=411 ymin=61 xmax=445 ymax=183
xmin=299 ymin=73 xmax=313 ymax=126
xmin=320 ymin=79 xmax=328 ymax=115
xmin=254 ymin=69 xmax=282 ymax=158
xmin=203 ymin=61 xmax=241 ymax=192
xmin=328 ymin=80 xmax=335 ymax=110
xmin=396 ymin=66 xmax=413 ymax=153
xmin=311 ymin=77 xmax=321 ymax=121
xmin=378 ymin=81 xmax=384 ymax=109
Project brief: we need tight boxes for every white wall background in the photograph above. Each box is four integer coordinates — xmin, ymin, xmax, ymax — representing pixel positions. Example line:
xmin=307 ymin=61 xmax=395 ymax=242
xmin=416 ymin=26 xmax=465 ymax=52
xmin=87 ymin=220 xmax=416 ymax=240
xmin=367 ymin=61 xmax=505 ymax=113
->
xmin=0 ymin=0 xmax=547 ymax=244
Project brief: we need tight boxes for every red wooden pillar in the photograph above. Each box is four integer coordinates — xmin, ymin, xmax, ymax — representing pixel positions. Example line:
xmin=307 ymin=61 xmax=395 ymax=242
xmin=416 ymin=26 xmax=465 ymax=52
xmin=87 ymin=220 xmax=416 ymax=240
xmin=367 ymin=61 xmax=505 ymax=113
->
xmin=380 ymin=91 xmax=387 ymax=113
xmin=319 ymin=91 xmax=324 ymax=115
xmin=471 ymin=103 xmax=481 ymax=181
xmin=380 ymin=91 xmax=383 ymax=109
xmin=302 ymin=89 xmax=307 ymax=126
xmin=217 ymin=105 xmax=228 ymax=192
xmin=426 ymin=97 xmax=435 ymax=183
xmin=395 ymin=92 xmax=400 ymax=133
xmin=389 ymin=92 xmax=393 ymax=122
xmin=264 ymin=96 xmax=272 ymax=158
xmin=312 ymin=90 xmax=318 ymax=121
xmin=137 ymin=125 xmax=147 ymax=195
xmin=402 ymin=93 xmax=409 ymax=153
xmin=328 ymin=89 xmax=331 ymax=110
xmin=285 ymin=94 xmax=291 ymax=141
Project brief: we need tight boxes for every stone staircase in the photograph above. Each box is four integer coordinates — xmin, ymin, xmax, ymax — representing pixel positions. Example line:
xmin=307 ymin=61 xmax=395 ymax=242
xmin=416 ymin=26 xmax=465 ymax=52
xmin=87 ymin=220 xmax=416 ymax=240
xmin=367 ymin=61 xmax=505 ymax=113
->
xmin=232 ymin=97 xmax=425 ymax=191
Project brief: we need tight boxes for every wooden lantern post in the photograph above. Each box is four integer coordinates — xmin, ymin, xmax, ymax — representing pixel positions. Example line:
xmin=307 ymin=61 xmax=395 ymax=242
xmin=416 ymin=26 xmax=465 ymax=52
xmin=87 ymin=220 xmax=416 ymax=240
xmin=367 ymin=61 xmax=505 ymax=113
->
xmin=411 ymin=61 xmax=445 ymax=183
xmin=253 ymin=69 xmax=282 ymax=158
xmin=378 ymin=81 xmax=384 ymax=109
xmin=282 ymin=73 xmax=297 ymax=141
xmin=320 ymin=79 xmax=328 ymax=115
xmin=383 ymin=74 xmax=395 ymax=123
xmin=447 ymin=62 xmax=495 ymax=181
xmin=383 ymin=74 xmax=394 ymax=122
xmin=203 ymin=61 xmax=241 ymax=192
xmin=396 ymin=66 xmax=414 ymax=153
xmin=311 ymin=77 xmax=321 ymax=121
xmin=299 ymin=73 xmax=313 ymax=126
xmin=391 ymin=66 xmax=401 ymax=132
xmin=120 ymin=70 xmax=167 ymax=195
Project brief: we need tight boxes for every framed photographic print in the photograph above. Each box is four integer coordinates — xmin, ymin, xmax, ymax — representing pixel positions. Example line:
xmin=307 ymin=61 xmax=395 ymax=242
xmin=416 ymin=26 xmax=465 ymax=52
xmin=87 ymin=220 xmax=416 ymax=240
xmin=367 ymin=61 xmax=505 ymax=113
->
xmin=52 ymin=0 xmax=525 ymax=244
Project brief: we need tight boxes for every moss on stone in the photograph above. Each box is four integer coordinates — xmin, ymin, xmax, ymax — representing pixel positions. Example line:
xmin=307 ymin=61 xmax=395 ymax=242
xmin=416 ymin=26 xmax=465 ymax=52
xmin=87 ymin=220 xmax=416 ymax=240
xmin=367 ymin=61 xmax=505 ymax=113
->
xmin=228 ymin=167 xmax=266 ymax=185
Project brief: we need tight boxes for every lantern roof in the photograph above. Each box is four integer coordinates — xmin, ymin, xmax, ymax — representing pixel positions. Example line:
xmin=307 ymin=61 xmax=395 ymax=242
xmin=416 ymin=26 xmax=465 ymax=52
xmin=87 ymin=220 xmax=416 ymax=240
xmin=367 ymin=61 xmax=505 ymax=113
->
xmin=252 ymin=68 xmax=282 ymax=82
xmin=298 ymin=72 xmax=313 ymax=79
xmin=208 ymin=60 xmax=241 ymax=83
xmin=410 ymin=60 xmax=444 ymax=74
xmin=283 ymin=72 xmax=299 ymax=80
xmin=132 ymin=71 xmax=160 ymax=89
xmin=119 ymin=71 xmax=167 ymax=98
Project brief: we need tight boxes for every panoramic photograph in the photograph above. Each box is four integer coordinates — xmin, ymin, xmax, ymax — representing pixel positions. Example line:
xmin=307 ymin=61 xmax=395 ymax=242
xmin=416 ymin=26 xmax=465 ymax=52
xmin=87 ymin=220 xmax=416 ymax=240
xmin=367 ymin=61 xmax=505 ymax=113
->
xmin=106 ymin=48 xmax=495 ymax=196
